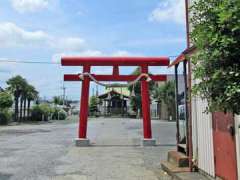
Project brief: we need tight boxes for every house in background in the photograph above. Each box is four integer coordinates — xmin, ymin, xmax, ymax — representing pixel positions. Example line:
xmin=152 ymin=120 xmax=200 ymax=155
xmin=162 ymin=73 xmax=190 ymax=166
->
xmin=161 ymin=0 xmax=240 ymax=180
xmin=97 ymin=88 xmax=130 ymax=117
xmin=96 ymin=76 xmax=185 ymax=120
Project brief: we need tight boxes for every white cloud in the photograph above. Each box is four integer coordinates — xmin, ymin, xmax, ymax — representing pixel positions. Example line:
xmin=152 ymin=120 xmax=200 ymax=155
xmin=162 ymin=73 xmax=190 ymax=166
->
xmin=112 ymin=50 xmax=141 ymax=57
xmin=119 ymin=37 xmax=185 ymax=47
xmin=51 ymin=50 xmax=104 ymax=63
xmin=51 ymin=50 xmax=142 ymax=63
xmin=49 ymin=37 xmax=85 ymax=52
xmin=52 ymin=50 xmax=137 ymax=75
xmin=11 ymin=0 xmax=50 ymax=13
xmin=0 ymin=22 xmax=49 ymax=48
xmin=149 ymin=0 xmax=185 ymax=25
xmin=75 ymin=50 xmax=104 ymax=57
xmin=0 ymin=22 xmax=85 ymax=51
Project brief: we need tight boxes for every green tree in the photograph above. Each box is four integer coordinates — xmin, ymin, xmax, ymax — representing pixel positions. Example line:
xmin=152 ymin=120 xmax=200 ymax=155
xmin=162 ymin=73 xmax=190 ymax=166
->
xmin=190 ymin=0 xmax=240 ymax=114
xmin=128 ymin=67 xmax=155 ymax=116
xmin=0 ymin=91 xmax=13 ymax=109
xmin=89 ymin=96 xmax=98 ymax=115
xmin=0 ymin=91 xmax=13 ymax=125
xmin=20 ymin=84 xmax=28 ymax=121
xmin=26 ymin=85 xmax=38 ymax=120
xmin=153 ymin=84 xmax=164 ymax=119
xmin=153 ymin=81 xmax=176 ymax=120
xmin=6 ymin=75 xmax=27 ymax=122
xmin=53 ymin=96 xmax=64 ymax=106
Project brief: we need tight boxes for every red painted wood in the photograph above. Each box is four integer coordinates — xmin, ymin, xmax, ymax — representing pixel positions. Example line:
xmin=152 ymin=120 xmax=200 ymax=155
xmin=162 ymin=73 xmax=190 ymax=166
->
xmin=212 ymin=112 xmax=238 ymax=180
xmin=79 ymin=65 xmax=91 ymax=139
xmin=62 ymin=56 xmax=169 ymax=141
xmin=141 ymin=66 xmax=152 ymax=139
xmin=64 ymin=74 xmax=167 ymax=82
xmin=61 ymin=56 xmax=170 ymax=66
xmin=113 ymin=66 xmax=119 ymax=76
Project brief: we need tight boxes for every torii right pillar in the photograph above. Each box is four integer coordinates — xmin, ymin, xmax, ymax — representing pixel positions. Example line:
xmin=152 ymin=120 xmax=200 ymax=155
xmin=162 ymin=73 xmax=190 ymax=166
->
xmin=141 ymin=65 xmax=156 ymax=146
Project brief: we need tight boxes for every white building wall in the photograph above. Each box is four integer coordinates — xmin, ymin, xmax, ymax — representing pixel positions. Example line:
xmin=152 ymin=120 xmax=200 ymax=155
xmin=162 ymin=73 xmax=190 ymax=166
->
xmin=191 ymin=80 xmax=215 ymax=177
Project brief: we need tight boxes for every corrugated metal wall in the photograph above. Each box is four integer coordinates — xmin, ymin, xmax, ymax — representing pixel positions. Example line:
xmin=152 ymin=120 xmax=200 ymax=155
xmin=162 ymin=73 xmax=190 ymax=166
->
xmin=235 ymin=115 xmax=240 ymax=180
xmin=191 ymin=95 xmax=215 ymax=176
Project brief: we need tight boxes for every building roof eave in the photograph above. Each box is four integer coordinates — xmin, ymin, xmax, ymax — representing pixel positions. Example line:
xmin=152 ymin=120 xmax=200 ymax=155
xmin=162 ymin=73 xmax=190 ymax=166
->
xmin=168 ymin=46 xmax=196 ymax=68
xmin=98 ymin=89 xmax=130 ymax=99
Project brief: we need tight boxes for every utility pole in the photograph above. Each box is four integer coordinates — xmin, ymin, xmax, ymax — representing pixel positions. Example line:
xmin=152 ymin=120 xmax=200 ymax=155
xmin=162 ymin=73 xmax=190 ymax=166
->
xmin=92 ymin=87 xmax=94 ymax=97
xmin=61 ymin=83 xmax=66 ymax=106
xmin=96 ymin=85 xmax=99 ymax=96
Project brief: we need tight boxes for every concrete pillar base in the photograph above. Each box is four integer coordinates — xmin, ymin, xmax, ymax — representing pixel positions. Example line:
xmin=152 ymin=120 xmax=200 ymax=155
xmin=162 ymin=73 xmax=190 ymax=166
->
xmin=141 ymin=138 xmax=156 ymax=146
xmin=75 ymin=138 xmax=90 ymax=147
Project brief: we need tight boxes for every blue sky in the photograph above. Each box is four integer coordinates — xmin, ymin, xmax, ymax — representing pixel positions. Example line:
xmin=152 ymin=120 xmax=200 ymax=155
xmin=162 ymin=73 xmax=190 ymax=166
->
xmin=0 ymin=0 xmax=186 ymax=100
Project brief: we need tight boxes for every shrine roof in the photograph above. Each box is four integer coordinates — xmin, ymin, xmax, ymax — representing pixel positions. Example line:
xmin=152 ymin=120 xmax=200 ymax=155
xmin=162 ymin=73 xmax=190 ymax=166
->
xmin=98 ymin=89 xmax=130 ymax=99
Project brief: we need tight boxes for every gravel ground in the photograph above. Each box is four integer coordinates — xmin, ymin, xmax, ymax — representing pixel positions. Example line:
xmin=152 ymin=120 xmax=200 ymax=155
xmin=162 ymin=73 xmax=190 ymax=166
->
xmin=0 ymin=117 xmax=176 ymax=180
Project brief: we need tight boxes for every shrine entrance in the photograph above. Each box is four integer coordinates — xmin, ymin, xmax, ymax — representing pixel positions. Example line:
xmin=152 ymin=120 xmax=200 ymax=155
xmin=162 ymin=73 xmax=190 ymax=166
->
xmin=61 ymin=57 xmax=169 ymax=146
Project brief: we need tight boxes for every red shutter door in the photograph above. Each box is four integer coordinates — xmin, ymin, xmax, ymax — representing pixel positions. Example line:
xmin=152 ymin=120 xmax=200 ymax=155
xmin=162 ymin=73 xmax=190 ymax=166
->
xmin=212 ymin=112 xmax=238 ymax=180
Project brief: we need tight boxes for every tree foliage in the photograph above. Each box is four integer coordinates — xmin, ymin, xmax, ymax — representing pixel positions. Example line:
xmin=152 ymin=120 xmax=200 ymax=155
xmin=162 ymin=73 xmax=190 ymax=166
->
xmin=7 ymin=75 xmax=27 ymax=121
xmin=153 ymin=81 xmax=176 ymax=120
xmin=128 ymin=67 xmax=155 ymax=114
xmin=190 ymin=0 xmax=240 ymax=114
xmin=53 ymin=96 xmax=64 ymax=105
xmin=26 ymin=85 xmax=38 ymax=102
xmin=6 ymin=75 xmax=27 ymax=94
xmin=0 ymin=92 xmax=13 ymax=109
xmin=0 ymin=92 xmax=13 ymax=125
xmin=89 ymin=96 xmax=98 ymax=114
xmin=31 ymin=104 xmax=51 ymax=121
xmin=6 ymin=75 xmax=38 ymax=122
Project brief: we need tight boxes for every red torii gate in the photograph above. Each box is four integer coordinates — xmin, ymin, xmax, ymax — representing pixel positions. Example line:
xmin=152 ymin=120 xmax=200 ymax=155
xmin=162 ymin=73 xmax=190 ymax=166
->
xmin=61 ymin=57 xmax=170 ymax=146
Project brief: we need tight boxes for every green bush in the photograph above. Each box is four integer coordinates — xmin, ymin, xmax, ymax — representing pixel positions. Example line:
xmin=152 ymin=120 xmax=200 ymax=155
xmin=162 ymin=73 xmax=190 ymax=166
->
xmin=58 ymin=110 xmax=67 ymax=120
xmin=31 ymin=104 xmax=53 ymax=121
xmin=52 ymin=107 xmax=67 ymax=120
xmin=52 ymin=107 xmax=60 ymax=120
xmin=31 ymin=105 xmax=43 ymax=121
xmin=0 ymin=109 xmax=12 ymax=125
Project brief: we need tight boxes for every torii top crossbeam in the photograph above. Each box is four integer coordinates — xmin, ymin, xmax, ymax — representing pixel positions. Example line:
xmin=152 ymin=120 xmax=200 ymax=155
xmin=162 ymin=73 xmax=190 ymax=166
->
xmin=61 ymin=56 xmax=169 ymax=66
xmin=62 ymin=56 xmax=170 ymax=82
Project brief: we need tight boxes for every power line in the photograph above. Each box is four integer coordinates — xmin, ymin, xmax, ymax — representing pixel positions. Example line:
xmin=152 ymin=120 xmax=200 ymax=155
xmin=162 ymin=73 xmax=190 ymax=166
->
xmin=0 ymin=59 xmax=60 ymax=64
xmin=169 ymin=55 xmax=178 ymax=58
xmin=0 ymin=56 xmax=179 ymax=65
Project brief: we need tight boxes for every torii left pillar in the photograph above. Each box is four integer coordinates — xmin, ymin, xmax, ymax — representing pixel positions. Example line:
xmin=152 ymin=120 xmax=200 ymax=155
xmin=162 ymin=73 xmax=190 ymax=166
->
xmin=75 ymin=65 xmax=91 ymax=146
xmin=141 ymin=65 xmax=156 ymax=146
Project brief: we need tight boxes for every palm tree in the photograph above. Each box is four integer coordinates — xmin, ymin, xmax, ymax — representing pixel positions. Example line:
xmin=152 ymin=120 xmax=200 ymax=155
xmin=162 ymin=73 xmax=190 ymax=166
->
xmin=20 ymin=85 xmax=27 ymax=121
xmin=7 ymin=76 xmax=27 ymax=122
xmin=26 ymin=85 xmax=38 ymax=120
